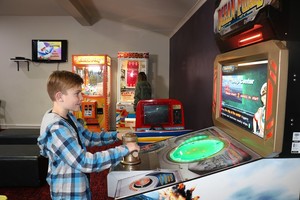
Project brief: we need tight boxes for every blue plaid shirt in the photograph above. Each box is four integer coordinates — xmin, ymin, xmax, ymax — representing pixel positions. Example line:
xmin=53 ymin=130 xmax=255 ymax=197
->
xmin=38 ymin=111 xmax=129 ymax=200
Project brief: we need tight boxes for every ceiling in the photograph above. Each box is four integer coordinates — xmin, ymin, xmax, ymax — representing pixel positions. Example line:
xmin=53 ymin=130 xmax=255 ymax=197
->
xmin=0 ymin=0 xmax=206 ymax=36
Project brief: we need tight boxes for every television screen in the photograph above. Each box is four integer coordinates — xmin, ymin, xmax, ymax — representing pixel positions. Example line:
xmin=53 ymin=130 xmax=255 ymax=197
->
xmin=144 ymin=104 xmax=169 ymax=125
xmin=213 ymin=40 xmax=289 ymax=157
xmin=135 ymin=99 xmax=185 ymax=131
xmin=32 ymin=40 xmax=68 ymax=63
xmin=220 ymin=60 xmax=268 ymax=138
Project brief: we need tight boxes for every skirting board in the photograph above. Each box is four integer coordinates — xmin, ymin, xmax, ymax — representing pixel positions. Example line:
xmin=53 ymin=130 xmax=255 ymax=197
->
xmin=0 ymin=124 xmax=40 ymax=129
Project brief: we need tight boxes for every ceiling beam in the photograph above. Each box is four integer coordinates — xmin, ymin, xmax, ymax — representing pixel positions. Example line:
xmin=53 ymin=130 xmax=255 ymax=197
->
xmin=55 ymin=0 xmax=100 ymax=26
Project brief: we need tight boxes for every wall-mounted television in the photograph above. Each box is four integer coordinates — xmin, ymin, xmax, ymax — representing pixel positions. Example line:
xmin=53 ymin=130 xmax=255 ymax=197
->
xmin=32 ymin=40 xmax=68 ymax=63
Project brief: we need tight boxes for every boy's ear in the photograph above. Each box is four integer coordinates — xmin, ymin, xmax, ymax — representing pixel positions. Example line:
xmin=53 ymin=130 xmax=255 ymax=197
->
xmin=55 ymin=92 xmax=64 ymax=102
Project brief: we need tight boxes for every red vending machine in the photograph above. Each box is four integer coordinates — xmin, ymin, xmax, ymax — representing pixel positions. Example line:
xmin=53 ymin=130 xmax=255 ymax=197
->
xmin=116 ymin=52 xmax=149 ymax=129
xmin=72 ymin=54 xmax=111 ymax=132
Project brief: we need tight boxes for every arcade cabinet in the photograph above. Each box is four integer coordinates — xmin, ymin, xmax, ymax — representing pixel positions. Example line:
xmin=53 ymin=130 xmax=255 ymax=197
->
xmin=135 ymin=99 xmax=191 ymax=145
xmin=116 ymin=52 xmax=149 ymax=129
xmin=72 ymin=54 xmax=111 ymax=132
xmin=107 ymin=0 xmax=300 ymax=199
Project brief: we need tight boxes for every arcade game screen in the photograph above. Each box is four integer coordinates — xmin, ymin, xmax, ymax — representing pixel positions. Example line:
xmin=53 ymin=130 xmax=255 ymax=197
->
xmin=220 ymin=60 xmax=268 ymax=138
xmin=135 ymin=99 xmax=186 ymax=131
xmin=144 ymin=104 xmax=169 ymax=125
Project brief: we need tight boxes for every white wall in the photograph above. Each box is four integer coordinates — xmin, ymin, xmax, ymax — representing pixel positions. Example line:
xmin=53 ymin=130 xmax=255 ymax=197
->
xmin=0 ymin=16 xmax=169 ymax=129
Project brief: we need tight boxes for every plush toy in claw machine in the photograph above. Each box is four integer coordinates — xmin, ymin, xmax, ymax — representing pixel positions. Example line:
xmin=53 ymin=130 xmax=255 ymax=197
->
xmin=72 ymin=54 xmax=111 ymax=132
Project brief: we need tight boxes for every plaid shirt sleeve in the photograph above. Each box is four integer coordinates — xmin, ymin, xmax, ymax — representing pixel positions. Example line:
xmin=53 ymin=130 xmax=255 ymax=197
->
xmin=69 ymin=113 xmax=120 ymax=147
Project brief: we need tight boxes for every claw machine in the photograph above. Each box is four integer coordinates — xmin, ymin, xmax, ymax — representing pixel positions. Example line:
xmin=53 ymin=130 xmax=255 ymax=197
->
xmin=72 ymin=54 xmax=111 ymax=132
xmin=116 ymin=52 xmax=149 ymax=129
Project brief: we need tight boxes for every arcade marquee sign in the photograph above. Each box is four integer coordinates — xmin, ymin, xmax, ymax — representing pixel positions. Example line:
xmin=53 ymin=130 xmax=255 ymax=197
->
xmin=72 ymin=55 xmax=111 ymax=65
xmin=214 ymin=0 xmax=275 ymax=36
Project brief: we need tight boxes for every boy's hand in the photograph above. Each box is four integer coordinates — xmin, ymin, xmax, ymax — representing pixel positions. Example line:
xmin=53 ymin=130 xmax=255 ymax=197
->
xmin=117 ymin=131 xmax=127 ymax=140
xmin=126 ymin=142 xmax=140 ymax=153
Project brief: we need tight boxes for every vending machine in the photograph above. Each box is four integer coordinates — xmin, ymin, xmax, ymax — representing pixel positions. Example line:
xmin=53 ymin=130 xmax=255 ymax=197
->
xmin=72 ymin=54 xmax=111 ymax=132
xmin=116 ymin=52 xmax=149 ymax=128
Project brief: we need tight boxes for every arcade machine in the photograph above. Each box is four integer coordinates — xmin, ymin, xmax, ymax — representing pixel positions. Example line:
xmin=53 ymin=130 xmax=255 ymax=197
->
xmin=72 ymin=54 xmax=111 ymax=132
xmin=116 ymin=52 xmax=149 ymax=129
xmin=134 ymin=99 xmax=192 ymax=145
xmin=107 ymin=0 xmax=300 ymax=199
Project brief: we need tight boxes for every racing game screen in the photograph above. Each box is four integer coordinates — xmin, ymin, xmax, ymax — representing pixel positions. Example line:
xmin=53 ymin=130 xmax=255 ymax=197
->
xmin=221 ymin=60 xmax=268 ymax=138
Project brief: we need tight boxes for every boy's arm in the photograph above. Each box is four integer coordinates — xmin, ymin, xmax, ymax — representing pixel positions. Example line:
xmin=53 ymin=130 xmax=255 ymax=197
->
xmin=81 ymin=128 xmax=120 ymax=147
xmin=70 ymin=113 xmax=119 ymax=146
xmin=51 ymin=125 xmax=129 ymax=173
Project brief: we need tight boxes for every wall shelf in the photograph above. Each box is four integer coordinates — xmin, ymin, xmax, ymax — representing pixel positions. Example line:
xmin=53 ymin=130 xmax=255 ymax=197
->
xmin=10 ymin=58 xmax=31 ymax=71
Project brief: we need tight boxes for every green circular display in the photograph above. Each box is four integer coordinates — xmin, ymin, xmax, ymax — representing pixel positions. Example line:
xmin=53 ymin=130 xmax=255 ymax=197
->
xmin=169 ymin=138 xmax=225 ymax=163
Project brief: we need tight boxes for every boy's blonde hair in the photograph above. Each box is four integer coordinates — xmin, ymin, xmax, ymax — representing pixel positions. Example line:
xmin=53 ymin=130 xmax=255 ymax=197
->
xmin=47 ymin=70 xmax=83 ymax=101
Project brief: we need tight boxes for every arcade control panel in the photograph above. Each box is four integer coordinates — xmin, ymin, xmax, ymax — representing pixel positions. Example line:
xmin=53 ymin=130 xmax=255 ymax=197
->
xmin=108 ymin=126 xmax=261 ymax=198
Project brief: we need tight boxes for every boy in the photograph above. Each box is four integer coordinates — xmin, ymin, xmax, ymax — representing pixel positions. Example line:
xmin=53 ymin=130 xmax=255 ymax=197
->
xmin=38 ymin=70 xmax=140 ymax=200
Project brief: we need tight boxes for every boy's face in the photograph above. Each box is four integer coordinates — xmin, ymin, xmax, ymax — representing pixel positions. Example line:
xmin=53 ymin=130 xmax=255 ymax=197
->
xmin=61 ymin=85 xmax=83 ymax=112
